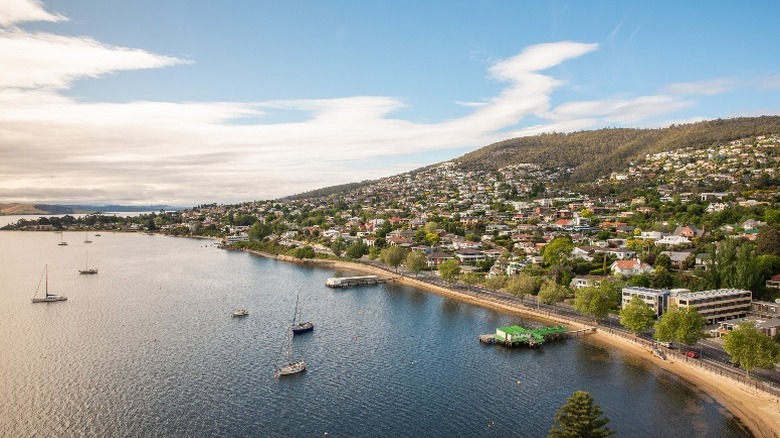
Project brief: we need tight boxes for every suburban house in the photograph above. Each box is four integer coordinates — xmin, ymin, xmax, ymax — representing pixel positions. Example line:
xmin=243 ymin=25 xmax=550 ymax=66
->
xmin=570 ymin=275 xmax=604 ymax=289
xmin=766 ymin=274 xmax=780 ymax=289
xmin=454 ymin=248 xmax=487 ymax=265
xmin=654 ymin=234 xmax=690 ymax=247
xmin=426 ymin=252 xmax=454 ymax=268
xmin=610 ymin=259 xmax=653 ymax=277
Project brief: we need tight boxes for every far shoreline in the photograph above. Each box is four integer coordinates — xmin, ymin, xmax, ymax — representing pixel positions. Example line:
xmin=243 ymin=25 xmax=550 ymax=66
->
xmin=237 ymin=247 xmax=780 ymax=438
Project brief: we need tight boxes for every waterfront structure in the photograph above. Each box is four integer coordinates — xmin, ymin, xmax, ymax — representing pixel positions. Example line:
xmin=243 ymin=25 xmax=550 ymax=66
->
xmin=668 ymin=289 xmax=752 ymax=325
xmin=325 ymin=275 xmax=383 ymax=288
xmin=621 ymin=287 xmax=670 ymax=317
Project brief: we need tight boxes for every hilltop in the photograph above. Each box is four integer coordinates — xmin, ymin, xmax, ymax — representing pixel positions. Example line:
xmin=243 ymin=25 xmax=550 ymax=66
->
xmin=286 ymin=116 xmax=780 ymax=200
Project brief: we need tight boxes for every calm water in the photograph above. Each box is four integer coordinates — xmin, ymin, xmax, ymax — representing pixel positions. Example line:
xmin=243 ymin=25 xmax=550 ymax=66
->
xmin=0 ymin=232 xmax=751 ymax=437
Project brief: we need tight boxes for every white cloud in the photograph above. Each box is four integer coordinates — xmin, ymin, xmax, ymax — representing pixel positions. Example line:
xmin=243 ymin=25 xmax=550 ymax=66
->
xmin=0 ymin=9 xmax=723 ymax=206
xmin=0 ymin=0 xmax=65 ymax=27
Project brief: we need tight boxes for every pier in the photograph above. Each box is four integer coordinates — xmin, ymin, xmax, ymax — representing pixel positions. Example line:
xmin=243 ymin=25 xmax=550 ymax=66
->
xmin=479 ymin=325 xmax=593 ymax=348
xmin=325 ymin=275 xmax=391 ymax=288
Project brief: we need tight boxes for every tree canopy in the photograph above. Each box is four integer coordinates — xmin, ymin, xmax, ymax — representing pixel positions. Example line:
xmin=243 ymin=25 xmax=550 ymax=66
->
xmin=619 ymin=296 xmax=657 ymax=335
xmin=573 ymin=281 xmax=620 ymax=323
xmin=437 ymin=259 xmax=461 ymax=283
xmin=549 ymin=390 xmax=615 ymax=438
xmin=723 ymin=323 xmax=780 ymax=379
xmin=654 ymin=306 xmax=706 ymax=346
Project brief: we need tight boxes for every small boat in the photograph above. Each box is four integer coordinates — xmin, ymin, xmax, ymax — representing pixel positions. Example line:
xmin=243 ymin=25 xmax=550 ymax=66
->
xmin=78 ymin=249 xmax=98 ymax=275
xmin=276 ymin=327 xmax=306 ymax=377
xmin=57 ymin=231 xmax=68 ymax=246
xmin=32 ymin=265 xmax=67 ymax=303
xmin=84 ymin=232 xmax=92 ymax=243
xmin=291 ymin=293 xmax=314 ymax=335
xmin=94 ymin=233 xmax=102 ymax=237
xmin=231 ymin=308 xmax=249 ymax=317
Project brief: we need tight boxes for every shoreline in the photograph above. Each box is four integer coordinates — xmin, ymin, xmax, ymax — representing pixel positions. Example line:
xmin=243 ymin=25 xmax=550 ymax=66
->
xmin=242 ymin=248 xmax=780 ymax=438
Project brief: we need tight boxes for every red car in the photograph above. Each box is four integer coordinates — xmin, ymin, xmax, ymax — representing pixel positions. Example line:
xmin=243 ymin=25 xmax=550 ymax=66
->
xmin=685 ymin=351 xmax=699 ymax=358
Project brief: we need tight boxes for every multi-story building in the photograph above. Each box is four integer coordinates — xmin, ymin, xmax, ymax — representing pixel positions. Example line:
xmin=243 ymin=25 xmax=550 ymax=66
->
xmin=668 ymin=289 xmax=752 ymax=325
xmin=621 ymin=287 xmax=670 ymax=317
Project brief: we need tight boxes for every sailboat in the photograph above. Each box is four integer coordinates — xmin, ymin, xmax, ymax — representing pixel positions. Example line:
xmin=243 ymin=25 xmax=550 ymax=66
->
xmin=84 ymin=232 xmax=92 ymax=244
xmin=32 ymin=265 xmax=67 ymax=303
xmin=276 ymin=327 xmax=306 ymax=377
xmin=57 ymin=231 xmax=68 ymax=246
xmin=78 ymin=249 xmax=98 ymax=275
xmin=291 ymin=293 xmax=314 ymax=335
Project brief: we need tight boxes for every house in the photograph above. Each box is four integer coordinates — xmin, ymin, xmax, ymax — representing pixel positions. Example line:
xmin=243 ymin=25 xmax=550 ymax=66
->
xmin=426 ymin=252 xmax=454 ymax=268
xmin=454 ymin=249 xmax=487 ymax=265
xmin=672 ymin=225 xmax=704 ymax=239
xmin=766 ymin=274 xmax=780 ymax=290
xmin=659 ymin=250 xmax=693 ymax=269
xmin=751 ymin=300 xmax=780 ymax=318
xmin=570 ymin=275 xmax=604 ymax=289
xmin=654 ymin=235 xmax=690 ymax=247
xmin=606 ymin=248 xmax=637 ymax=260
xmin=610 ymin=259 xmax=653 ymax=277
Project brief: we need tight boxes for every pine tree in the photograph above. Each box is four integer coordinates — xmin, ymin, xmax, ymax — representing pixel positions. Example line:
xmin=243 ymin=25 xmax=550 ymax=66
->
xmin=549 ymin=391 xmax=615 ymax=438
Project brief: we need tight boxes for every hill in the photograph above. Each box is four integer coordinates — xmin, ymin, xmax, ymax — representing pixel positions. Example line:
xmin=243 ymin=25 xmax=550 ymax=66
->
xmin=456 ymin=116 xmax=780 ymax=182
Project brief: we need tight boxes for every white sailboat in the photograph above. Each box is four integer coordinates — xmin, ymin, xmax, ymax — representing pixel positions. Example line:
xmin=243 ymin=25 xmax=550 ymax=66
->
xmin=32 ymin=265 xmax=67 ymax=303
xmin=84 ymin=232 xmax=92 ymax=244
xmin=57 ymin=231 xmax=68 ymax=246
xmin=78 ymin=249 xmax=98 ymax=275
xmin=276 ymin=327 xmax=306 ymax=377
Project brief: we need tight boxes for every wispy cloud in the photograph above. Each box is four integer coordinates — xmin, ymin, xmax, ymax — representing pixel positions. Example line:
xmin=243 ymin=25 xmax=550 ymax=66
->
xmin=0 ymin=3 xmax=731 ymax=206
xmin=663 ymin=78 xmax=737 ymax=96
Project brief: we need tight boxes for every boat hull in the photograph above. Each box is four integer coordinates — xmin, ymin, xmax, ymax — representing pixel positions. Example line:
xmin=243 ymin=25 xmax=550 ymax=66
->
xmin=292 ymin=322 xmax=314 ymax=334
xmin=78 ymin=269 xmax=98 ymax=275
xmin=32 ymin=296 xmax=67 ymax=303
xmin=276 ymin=360 xmax=306 ymax=377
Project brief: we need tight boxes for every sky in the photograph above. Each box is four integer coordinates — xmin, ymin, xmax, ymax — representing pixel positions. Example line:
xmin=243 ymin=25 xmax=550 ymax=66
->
xmin=2 ymin=1 xmax=780 ymax=207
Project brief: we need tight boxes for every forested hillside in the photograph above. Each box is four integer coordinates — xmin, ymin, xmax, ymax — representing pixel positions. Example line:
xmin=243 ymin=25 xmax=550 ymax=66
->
xmin=457 ymin=116 xmax=780 ymax=182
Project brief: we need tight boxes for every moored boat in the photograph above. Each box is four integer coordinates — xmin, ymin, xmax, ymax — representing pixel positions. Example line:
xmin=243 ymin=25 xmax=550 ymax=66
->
xmin=231 ymin=308 xmax=249 ymax=317
xmin=32 ymin=265 xmax=67 ymax=303
xmin=291 ymin=293 xmax=313 ymax=335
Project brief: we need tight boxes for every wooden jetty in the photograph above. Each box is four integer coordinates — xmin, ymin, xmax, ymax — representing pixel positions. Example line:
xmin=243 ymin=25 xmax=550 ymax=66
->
xmin=479 ymin=325 xmax=593 ymax=348
xmin=325 ymin=275 xmax=389 ymax=288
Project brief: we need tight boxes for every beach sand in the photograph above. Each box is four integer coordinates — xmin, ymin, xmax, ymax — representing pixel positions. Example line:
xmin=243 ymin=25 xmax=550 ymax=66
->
xmin=245 ymin=250 xmax=780 ymax=438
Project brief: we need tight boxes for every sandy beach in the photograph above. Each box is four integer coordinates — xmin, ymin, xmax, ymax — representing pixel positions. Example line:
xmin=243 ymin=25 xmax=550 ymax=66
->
xmin=244 ymin=249 xmax=780 ymax=438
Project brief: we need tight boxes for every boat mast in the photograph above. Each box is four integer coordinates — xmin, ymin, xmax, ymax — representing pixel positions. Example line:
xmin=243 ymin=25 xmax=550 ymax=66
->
xmin=44 ymin=264 xmax=49 ymax=298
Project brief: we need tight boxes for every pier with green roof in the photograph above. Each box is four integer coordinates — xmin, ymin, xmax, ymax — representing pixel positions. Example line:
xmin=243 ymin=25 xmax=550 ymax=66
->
xmin=479 ymin=324 xmax=584 ymax=348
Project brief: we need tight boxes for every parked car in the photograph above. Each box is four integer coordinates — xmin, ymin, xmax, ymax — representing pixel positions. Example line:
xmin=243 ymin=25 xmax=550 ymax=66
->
xmin=659 ymin=341 xmax=674 ymax=349
xmin=685 ymin=350 xmax=699 ymax=358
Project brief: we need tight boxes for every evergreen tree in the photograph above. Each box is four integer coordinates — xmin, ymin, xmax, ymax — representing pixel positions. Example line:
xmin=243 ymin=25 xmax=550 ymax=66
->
xmin=549 ymin=390 xmax=615 ymax=438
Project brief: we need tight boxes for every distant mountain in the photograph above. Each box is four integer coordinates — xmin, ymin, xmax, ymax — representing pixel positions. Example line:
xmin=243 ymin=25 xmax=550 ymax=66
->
xmin=0 ymin=203 xmax=185 ymax=215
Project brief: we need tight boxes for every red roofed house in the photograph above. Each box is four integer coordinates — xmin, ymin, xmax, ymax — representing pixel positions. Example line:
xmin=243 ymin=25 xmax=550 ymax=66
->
xmin=610 ymin=259 xmax=653 ymax=277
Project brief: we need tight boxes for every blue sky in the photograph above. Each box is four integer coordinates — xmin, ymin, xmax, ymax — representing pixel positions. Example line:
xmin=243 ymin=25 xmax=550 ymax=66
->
xmin=2 ymin=0 xmax=780 ymax=206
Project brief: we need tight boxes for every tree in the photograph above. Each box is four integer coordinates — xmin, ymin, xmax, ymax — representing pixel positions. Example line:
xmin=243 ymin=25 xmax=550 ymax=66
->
xmin=538 ymin=280 xmax=568 ymax=307
xmin=404 ymin=251 xmax=428 ymax=276
xmin=291 ymin=246 xmax=315 ymax=259
xmin=543 ymin=236 xmax=574 ymax=267
xmin=654 ymin=306 xmax=706 ymax=347
xmin=756 ymin=225 xmax=780 ymax=256
xmin=438 ymin=259 xmax=461 ymax=283
xmin=549 ymin=390 xmax=614 ymax=438
xmin=345 ymin=240 xmax=369 ymax=259
xmin=380 ymin=246 xmax=407 ymax=272
xmin=505 ymin=274 xmax=538 ymax=303
xmin=654 ymin=253 xmax=672 ymax=270
xmin=330 ymin=237 xmax=347 ymax=258
xmin=723 ymin=323 xmax=780 ymax=379
xmin=619 ymin=296 xmax=656 ymax=335
xmin=484 ymin=274 xmax=508 ymax=291
xmin=573 ymin=281 xmax=619 ymax=324
xmin=248 ymin=222 xmax=272 ymax=240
